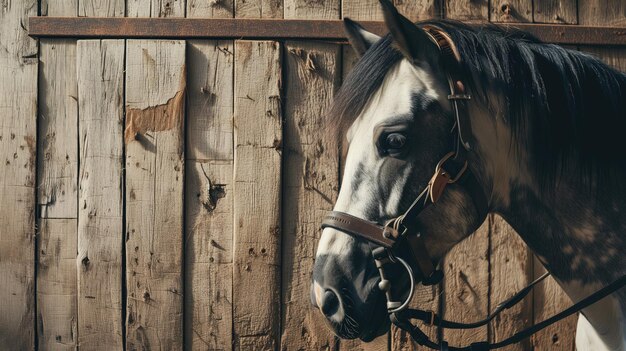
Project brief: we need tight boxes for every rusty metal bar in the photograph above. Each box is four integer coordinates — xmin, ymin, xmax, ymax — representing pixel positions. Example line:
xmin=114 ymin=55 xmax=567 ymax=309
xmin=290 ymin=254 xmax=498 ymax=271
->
xmin=29 ymin=17 xmax=626 ymax=46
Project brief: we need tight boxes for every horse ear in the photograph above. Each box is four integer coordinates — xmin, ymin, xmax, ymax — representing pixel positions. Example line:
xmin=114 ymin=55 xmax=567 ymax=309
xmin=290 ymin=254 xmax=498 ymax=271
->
xmin=379 ymin=0 xmax=439 ymax=67
xmin=343 ymin=18 xmax=381 ymax=57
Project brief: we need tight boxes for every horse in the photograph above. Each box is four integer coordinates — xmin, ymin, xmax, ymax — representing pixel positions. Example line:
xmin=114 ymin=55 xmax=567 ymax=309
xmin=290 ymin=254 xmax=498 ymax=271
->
xmin=310 ymin=1 xmax=626 ymax=350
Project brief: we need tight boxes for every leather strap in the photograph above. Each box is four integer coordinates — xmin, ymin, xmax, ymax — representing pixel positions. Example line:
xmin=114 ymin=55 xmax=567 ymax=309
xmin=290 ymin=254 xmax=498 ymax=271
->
xmin=321 ymin=212 xmax=398 ymax=248
xmin=423 ymin=25 xmax=474 ymax=152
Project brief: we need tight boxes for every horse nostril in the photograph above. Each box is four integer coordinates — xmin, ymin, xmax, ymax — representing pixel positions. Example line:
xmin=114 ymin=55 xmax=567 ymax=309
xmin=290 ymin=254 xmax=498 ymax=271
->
xmin=320 ymin=290 xmax=340 ymax=317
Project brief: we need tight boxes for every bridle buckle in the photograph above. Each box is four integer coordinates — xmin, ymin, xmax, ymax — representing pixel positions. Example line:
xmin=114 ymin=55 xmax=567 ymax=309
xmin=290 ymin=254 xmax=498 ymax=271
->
xmin=428 ymin=152 xmax=468 ymax=203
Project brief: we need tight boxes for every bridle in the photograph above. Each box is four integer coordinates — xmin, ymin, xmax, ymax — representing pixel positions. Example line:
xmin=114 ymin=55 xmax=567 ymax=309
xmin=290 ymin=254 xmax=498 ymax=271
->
xmin=320 ymin=25 xmax=626 ymax=350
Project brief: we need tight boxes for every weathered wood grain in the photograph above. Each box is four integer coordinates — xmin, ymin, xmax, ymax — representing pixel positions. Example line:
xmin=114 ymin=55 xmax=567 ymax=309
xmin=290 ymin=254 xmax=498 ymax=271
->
xmin=235 ymin=0 xmax=282 ymax=18
xmin=37 ymin=36 xmax=79 ymax=351
xmin=184 ymin=40 xmax=234 ymax=351
xmin=444 ymin=0 xmax=488 ymax=21
xmin=0 ymin=0 xmax=38 ymax=348
xmin=77 ymin=39 xmax=125 ymax=351
xmin=342 ymin=0 xmax=384 ymax=20
xmin=442 ymin=221 xmax=490 ymax=346
xmin=341 ymin=1 xmax=438 ymax=29
xmin=233 ymin=40 xmax=282 ymax=350
xmin=127 ymin=0 xmax=185 ymax=17
xmin=490 ymin=0 xmax=532 ymax=23
xmin=285 ymin=0 xmax=339 ymax=19
xmin=489 ymin=216 xmax=533 ymax=351
xmin=78 ymin=0 xmax=124 ymax=17
xmin=125 ymin=40 xmax=186 ymax=351
xmin=37 ymin=219 xmax=78 ymax=350
xmin=578 ymin=0 xmax=626 ymax=26
xmin=188 ymin=0 xmax=234 ymax=17
xmin=534 ymin=0 xmax=577 ymax=24
xmin=281 ymin=41 xmax=343 ymax=351
xmin=41 ymin=0 xmax=78 ymax=16
xmin=395 ymin=0 xmax=440 ymax=21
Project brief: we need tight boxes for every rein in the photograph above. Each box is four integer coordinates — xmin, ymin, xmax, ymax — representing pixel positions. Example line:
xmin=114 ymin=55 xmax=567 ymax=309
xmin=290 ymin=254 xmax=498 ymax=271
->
xmin=320 ymin=25 xmax=626 ymax=350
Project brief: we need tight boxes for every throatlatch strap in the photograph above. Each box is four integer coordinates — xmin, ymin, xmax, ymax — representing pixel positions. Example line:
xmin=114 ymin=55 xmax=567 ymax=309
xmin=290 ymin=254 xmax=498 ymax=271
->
xmin=404 ymin=272 xmax=550 ymax=330
xmin=392 ymin=274 xmax=626 ymax=350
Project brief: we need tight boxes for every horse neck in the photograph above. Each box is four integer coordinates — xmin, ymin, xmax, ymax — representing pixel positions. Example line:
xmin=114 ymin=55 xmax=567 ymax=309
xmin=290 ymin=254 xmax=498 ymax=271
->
xmin=471 ymin=107 xmax=626 ymax=349
xmin=468 ymin=97 xmax=625 ymax=285
xmin=496 ymin=167 xmax=626 ymax=350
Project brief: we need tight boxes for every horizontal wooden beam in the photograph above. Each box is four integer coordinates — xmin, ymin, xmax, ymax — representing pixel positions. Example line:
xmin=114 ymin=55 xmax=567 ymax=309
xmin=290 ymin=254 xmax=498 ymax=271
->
xmin=29 ymin=17 xmax=626 ymax=46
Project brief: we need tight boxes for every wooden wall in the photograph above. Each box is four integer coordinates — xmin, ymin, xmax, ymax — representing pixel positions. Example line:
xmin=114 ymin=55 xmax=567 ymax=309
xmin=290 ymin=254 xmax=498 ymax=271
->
xmin=1 ymin=0 xmax=625 ymax=350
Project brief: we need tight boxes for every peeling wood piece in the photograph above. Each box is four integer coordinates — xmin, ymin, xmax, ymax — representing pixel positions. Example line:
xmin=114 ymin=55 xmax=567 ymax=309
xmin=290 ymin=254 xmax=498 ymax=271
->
xmin=124 ymin=90 xmax=185 ymax=145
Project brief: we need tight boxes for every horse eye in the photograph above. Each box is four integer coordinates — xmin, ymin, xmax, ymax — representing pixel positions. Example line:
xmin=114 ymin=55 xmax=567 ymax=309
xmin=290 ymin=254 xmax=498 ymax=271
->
xmin=385 ymin=133 xmax=407 ymax=150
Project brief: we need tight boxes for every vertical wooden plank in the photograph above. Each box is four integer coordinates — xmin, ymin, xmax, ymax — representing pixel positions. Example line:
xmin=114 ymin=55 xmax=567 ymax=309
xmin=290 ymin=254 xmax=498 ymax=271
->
xmin=281 ymin=41 xmax=342 ymax=351
xmin=0 ymin=0 xmax=38 ymax=348
xmin=125 ymin=0 xmax=185 ymax=347
xmin=37 ymin=219 xmax=78 ymax=350
xmin=77 ymin=39 xmax=125 ymax=350
xmin=284 ymin=0 xmax=339 ymax=19
xmin=444 ymin=0 xmax=488 ymax=21
xmin=37 ymin=38 xmax=79 ymax=350
xmin=441 ymin=222 xmax=490 ymax=346
xmin=489 ymin=216 xmax=533 ymax=351
xmin=534 ymin=0 xmax=577 ymax=24
xmin=75 ymin=2 xmax=124 ymax=349
xmin=233 ymin=40 xmax=282 ymax=350
xmin=184 ymin=40 xmax=234 ymax=351
xmin=37 ymin=2 xmax=79 ymax=348
xmin=235 ymin=0 xmax=282 ymax=18
xmin=125 ymin=40 xmax=186 ymax=350
xmin=489 ymin=0 xmax=532 ymax=22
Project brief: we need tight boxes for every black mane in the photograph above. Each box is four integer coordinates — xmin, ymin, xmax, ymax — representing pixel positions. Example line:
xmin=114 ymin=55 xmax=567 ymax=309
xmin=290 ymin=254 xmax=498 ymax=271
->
xmin=330 ymin=20 xmax=626 ymax=191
